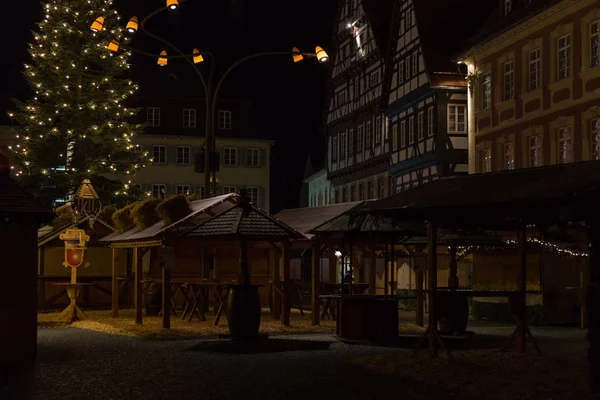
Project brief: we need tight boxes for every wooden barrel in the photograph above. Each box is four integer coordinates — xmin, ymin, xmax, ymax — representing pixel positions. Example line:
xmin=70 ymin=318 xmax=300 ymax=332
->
xmin=227 ymin=285 xmax=262 ymax=339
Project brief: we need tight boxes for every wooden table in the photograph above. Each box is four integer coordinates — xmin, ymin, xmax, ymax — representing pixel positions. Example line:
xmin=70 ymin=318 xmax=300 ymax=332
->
xmin=52 ymin=282 xmax=94 ymax=323
xmin=179 ymin=282 xmax=229 ymax=325
xmin=320 ymin=283 xmax=370 ymax=320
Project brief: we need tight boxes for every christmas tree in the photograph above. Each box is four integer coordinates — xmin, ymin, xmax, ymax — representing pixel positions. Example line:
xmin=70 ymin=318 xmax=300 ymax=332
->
xmin=9 ymin=0 xmax=148 ymax=207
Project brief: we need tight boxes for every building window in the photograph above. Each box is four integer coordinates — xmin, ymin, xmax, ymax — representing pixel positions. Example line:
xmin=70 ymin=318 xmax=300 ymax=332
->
xmin=337 ymin=90 xmax=346 ymax=106
xmin=557 ymin=126 xmax=573 ymax=164
xmin=408 ymin=116 xmax=415 ymax=144
xmin=153 ymin=145 xmax=166 ymax=164
xmin=176 ymin=185 xmax=190 ymax=195
xmin=592 ymin=119 xmax=600 ymax=160
xmin=392 ymin=124 xmax=398 ymax=150
xmin=335 ymin=189 xmax=340 ymax=204
xmin=354 ymin=77 xmax=360 ymax=98
xmin=332 ymin=136 xmax=338 ymax=162
xmin=246 ymin=148 xmax=259 ymax=166
xmin=152 ymin=184 xmax=166 ymax=199
xmin=557 ymin=34 xmax=571 ymax=80
xmin=427 ymin=108 xmax=435 ymax=137
xmin=218 ymin=110 xmax=232 ymax=130
xmin=350 ymin=185 xmax=356 ymax=202
xmin=222 ymin=186 xmax=236 ymax=194
xmin=198 ymin=186 xmax=205 ymax=199
xmin=357 ymin=125 xmax=364 ymax=152
xmin=342 ymin=187 xmax=348 ymax=203
xmin=378 ymin=178 xmax=385 ymax=199
xmin=176 ymin=146 xmax=190 ymax=164
xmin=398 ymin=61 xmax=404 ymax=84
xmin=502 ymin=61 xmax=514 ymax=101
xmin=504 ymin=142 xmax=515 ymax=170
xmin=406 ymin=9 xmax=412 ymax=29
xmin=182 ymin=109 xmax=196 ymax=128
xmin=405 ymin=58 xmax=411 ymax=81
xmin=412 ymin=53 xmax=418 ymax=76
xmin=369 ymin=70 xmax=379 ymax=87
xmin=359 ymin=183 xmax=365 ymax=200
xmin=481 ymin=72 xmax=491 ymax=109
xmin=529 ymin=135 xmax=542 ymax=167
xmin=366 ymin=121 xmax=372 ymax=148
xmin=340 ymin=133 xmax=346 ymax=159
xmin=400 ymin=120 xmax=406 ymax=147
xmin=147 ymin=107 xmax=160 ymax=126
xmin=375 ymin=117 xmax=382 ymax=144
xmin=448 ymin=105 xmax=466 ymax=133
xmin=591 ymin=21 xmax=600 ymax=68
xmin=504 ymin=0 xmax=512 ymax=15
xmin=528 ymin=48 xmax=541 ymax=91
xmin=481 ymin=149 xmax=492 ymax=173
xmin=224 ymin=147 xmax=237 ymax=166
xmin=246 ymin=187 xmax=259 ymax=205
xmin=417 ymin=111 xmax=424 ymax=140
xmin=349 ymin=129 xmax=354 ymax=155
xmin=368 ymin=181 xmax=374 ymax=199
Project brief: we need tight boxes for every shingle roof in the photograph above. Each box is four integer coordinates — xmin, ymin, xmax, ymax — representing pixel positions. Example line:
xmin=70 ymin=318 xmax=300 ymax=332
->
xmin=185 ymin=203 xmax=304 ymax=240
xmin=0 ymin=174 xmax=52 ymax=215
xmin=99 ymin=194 xmax=237 ymax=243
xmin=274 ymin=202 xmax=364 ymax=239
xmin=398 ymin=230 xmax=506 ymax=246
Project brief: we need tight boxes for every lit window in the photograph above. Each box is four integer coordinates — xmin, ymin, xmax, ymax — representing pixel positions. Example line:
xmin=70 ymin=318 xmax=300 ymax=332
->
xmin=176 ymin=146 xmax=190 ymax=164
xmin=152 ymin=184 xmax=166 ymax=199
xmin=152 ymin=145 xmax=166 ymax=164
xmin=557 ymin=34 xmax=571 ymax=80
xmin=400 ymin=120 xmax=406 ymax=147
xmin=246 ymin=148 xmax=260 ymax=166
xmin=504 ymin=0 xmax=512 ymax=15
xmin=481 ymin=149 xmax=492 ymax=173
xmin=340 ymin=133 xmax=346 ymax=159
xmin=222 ymin=186 xmax=236 ymax=194
xmin=481 ymin=72 xmax=492 ymax=109
xmin=412 ymin=53 xmax=418 ymax=76
xmin=176 ymin=185 xmax=190 ymax=195
xmin=218 ymin=110 xmax=232 ymax=130
xmin=224 ymin=147 xmax=237 ymax=165
xmin=417 ymin=111 xmax=424 ymax=140
xmin=408 ymin=116 xmax=415 ymax=144
xmin=357 ymin=125 xmax=364 ymax=152
xmin=528 ymin=48 xmax=541 ymax=91
xmin=557 ymin=127 xmax=573 ymax=164
xmin=147 ymin=107 xmax=160 ymax=126
xmin=182 ymin=109 xmax=196 ymax=128
xmin=502 ymin=61 xmax=514 ymax=101
xmin=366 ymin=121 xmax=372 ymax=148
xmin=246 ymin=187 xmax=259 ymax=205
xmin=529 ymin=135 xmax=542 ymax=167
xmin=591 ymin=21 xmax=600 ymax=68
xmin=427 ymin=108 xmax=435 ymax=137
xmin=375 ymin=116 xmax=382 ymax=144
xmin=504 ymin=142 xmax=515 ymax=170
xmin=592 ymin=119 xmax=600 ymax=160
xmin=349 ymin=129 xmax=354 ymax=155
xmin=448 ymin=105 xmax=466 ymax=132
xmin=332 ymin=136 xmax=338 ymax=161
xmin=392 ymin=124 xmax=398 ymax=150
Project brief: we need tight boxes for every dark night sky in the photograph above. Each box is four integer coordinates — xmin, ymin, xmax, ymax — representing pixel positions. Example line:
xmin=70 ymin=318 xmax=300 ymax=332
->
xmin=0 ymin=0 xmax=337 ymax=212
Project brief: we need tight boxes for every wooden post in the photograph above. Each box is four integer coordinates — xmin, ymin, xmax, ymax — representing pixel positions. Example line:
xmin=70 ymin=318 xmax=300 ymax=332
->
xmin=588 ymin=216 xmax=600 ymax=394
xmin=448 ymin=245 xmax=459 ymax=288
xmin=281 ymin=241 xmax=291 ymax=326
xmin=368 ymin=248 xmax=376 ymax=295
xmin=270 ymin=248 xmax=281 ymax=320
xmin=162 ymin=267 xmax=171 ymax=329
xmin=134 ymin=247 xmax=142 ymax=325
xmin=311 ymin=242 xmax=320 ymax=326
xmin=111 ymin=247 xmax=119 ymax=317
xmin=38 ymin=246 xmax=46 ymax=310
xmin=427 ymin=221 xmax=438 ymax=356
xmin=516 ymin=222 xmax=527 ymax=353
xmin=416 ymin=268 xmax=424 ymax=326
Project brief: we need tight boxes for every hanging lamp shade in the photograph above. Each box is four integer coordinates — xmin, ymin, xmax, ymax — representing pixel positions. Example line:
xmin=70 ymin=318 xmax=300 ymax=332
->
xmin=107 ymin=38 xmax=120 ymax=52
xmin=157 ymin=50 xmax=168 ymax=66
xmin=166 ymin=0 xmax=179 ymax=10
xmin=292 ymin=47 xmax=303 ymax=63
xmin=316 ymin=46 xmax=329 ymax=63
xmin=90 ymin=16 xmax=104 ymax=32
xmin=126 ymin=16 xmax=138 ymax=34
xmin=193 ymin=48 xmax=204 ymax=64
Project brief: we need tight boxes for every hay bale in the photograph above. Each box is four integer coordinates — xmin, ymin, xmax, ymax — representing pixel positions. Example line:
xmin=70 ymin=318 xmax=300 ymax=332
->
xmin=52 ymin=204 xmax=75 ymax=228
xmin=131 ymin=198 xmax=162 ymax=229
xmin=157 ymin=195 xmax=192 ymax=226
xmin=112 ymin=203 xmax=137 ymax=233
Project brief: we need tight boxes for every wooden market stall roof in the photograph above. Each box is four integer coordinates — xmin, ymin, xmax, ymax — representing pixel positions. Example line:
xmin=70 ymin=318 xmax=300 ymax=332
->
xmin=273 ymin=202 xmax=365 ymax=239
xmin=38 ymin=215 xmax=114 ymax=247
xmin=99 ymin=193 xmax=238 ymax=246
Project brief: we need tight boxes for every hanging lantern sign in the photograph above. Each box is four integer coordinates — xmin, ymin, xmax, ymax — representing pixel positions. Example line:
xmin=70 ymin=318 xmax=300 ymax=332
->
xmin=59 ymin=228 xmax=91 ymax=268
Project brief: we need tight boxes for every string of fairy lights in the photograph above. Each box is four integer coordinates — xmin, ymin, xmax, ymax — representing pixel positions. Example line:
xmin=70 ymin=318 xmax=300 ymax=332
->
xmin=454 ymin=236 xmax=589 ymax=259
xmin=7 ymin=0 xmax=150 ymax=196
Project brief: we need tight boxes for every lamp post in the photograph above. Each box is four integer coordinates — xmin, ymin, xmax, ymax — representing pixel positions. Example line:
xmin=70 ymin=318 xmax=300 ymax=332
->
xmin=93 ymin=0 xmax=329 ymax=199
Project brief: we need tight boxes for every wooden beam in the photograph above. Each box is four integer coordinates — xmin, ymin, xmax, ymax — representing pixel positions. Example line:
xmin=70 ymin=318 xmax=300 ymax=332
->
xmin=368 ymin=248 xmax=376 ymax=295
xmin=134 ymin=248 xmax=142 ymax=325
xmin=38 ymin=247 xmax=45 ymax=310
xmin=111 ymin=247 xmax=119 ymax=318
xmin=516 ymin=221 xmax=527 ymax=353
xmin=311 ymin=242 xmax=320 ymax=326
xmin=427 ymin=220 xmax=438 ymax=357
xmin=270 ymin=248 xmax=281 ymax=320
xmin=162 ymin=266 xmax=171 ymax=329
xmin=281 ymin=241 xmax=291 ymax=326
xmin=110 ymin=240 xmax=163 ymax=249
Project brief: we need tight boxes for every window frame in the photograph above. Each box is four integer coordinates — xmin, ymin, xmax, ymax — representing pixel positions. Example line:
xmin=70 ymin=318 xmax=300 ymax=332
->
xmin=398 ymin=60 xmax=405 ymax=84
xmin=340 ymin=132 xmax=346 ymax=160
xmin=332 ymin=136 xmax=338 ymax=162
xmin=417 ymin=111 xmax=424 ymax=140
xmin=152 ymin=184 xmax=166 ymax=199
xmin=348 ymin=129 xmax=354 ymax=155
xmin=223 ymin=147 xmax=238 ymax=166
xmin=176 ymin=185 xmax=191 ymax=195
xmin=427 ymin=107 xmax=435 ymax=137
xmin=146 ymin=107 xmax=160 ymax=127
xmin=592 ymin=119 xmax=600 ymax=160
xmin=176 ymin=146 xmax=190 ymax=164
xmin=528 ymin=48 xmax=541 ymax=91
xmin=557 ymin=126 xmax=573 ymax=164
xmin=152 ymin=145 xmax=166 ymax=164
xmin=447 ymin=105 xmax=467 ymax=133
xmin=246 ymin=148 xmax=260 ymax=167
xmin=482 ymin=149 xmax=492 ymax=173
xmin=504 ymin=0 xmax=512 ymax=16
xmin=408 ymin=116 xmax=415 ymax=144
xmin=400 ymin=120 xmax=406 ymax=148
xmin=369 ymin=70 xmax=379 ymax=87
xmin=246 ymin=187 xmax=259 ymax=205
xmin=392 ymin=124 xmax=398 ymax=150
xmin=375 ymin=116 xmax=382 ymax=144
xmin=182 ymin=108 xmax=197 ymax=128
xmin=504 ymin=142 xmax=515 ymax=170
xmin=218 ymin=110 xmax=232 ymax=130
xmin=412 ymin=53 xmax=418 ymax=76
xmin=591 ymin=20 xmax=600 ymax=68
xmin=357 ymin=125 xmax=364 ymax=152
xmin=480 ymin=72 xmax=492 ymax=110
xmin=557 ymin=34 xmax=571 ymax=80
xmin=502 ymin=60 xmax=515 ymax=101
xmin=366 ymin=121 xmax=372 ymax=149
xmin=528 ymin=135 xmax=543 ymax=167
xmin=222 ymin=186 xmax=237 ymax=194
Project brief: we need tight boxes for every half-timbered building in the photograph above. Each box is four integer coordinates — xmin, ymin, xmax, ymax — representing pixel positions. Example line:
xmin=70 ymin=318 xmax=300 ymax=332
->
xmin=326 ymin=0 xmax=395 ymax=204
xmin=387 ymin=0 xmax=492 ymax=192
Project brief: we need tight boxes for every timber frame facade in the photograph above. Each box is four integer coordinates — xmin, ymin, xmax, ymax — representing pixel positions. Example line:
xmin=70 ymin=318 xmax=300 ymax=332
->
xmin=326 ymin=0 xmax=395 ymax=204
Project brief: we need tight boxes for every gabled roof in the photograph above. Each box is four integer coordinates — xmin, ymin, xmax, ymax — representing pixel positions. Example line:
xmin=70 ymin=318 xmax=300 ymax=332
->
xmin=184 ymin=203 xmax=304 ymax=241
xmin=99 ymin=194 xmax=238 ymax=243
xmin=0 ymin=174 xmax=52 ymax=215
xmin=38 ymin=215 xmax=114 ymax=247
xmin=274 ymin=202 xmax=364 ymax=239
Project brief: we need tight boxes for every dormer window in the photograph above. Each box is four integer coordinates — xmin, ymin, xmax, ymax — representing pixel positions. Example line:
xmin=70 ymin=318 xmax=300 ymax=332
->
xmin=504 ymin=0 xmax=513 ymax=16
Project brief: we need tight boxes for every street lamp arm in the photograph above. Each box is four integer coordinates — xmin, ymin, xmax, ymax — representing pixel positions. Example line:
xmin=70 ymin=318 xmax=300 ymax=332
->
xmin=122 ymin=45 xmax=212 ymax=60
